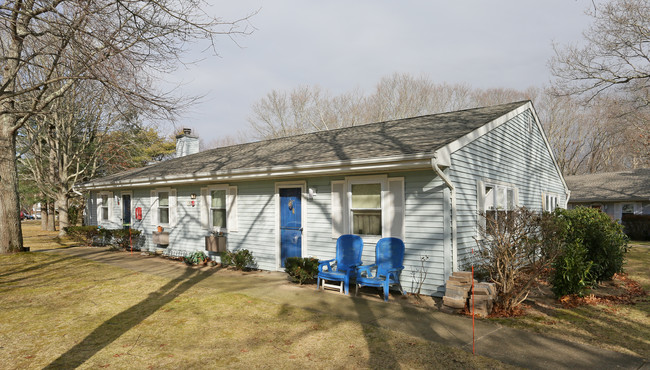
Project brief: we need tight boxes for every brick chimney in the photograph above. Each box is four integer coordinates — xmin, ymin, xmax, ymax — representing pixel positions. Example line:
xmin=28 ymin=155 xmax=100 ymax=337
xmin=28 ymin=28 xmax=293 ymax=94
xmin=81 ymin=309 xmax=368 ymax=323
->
xmin=175 ymin=128 xmax=200 ymax=158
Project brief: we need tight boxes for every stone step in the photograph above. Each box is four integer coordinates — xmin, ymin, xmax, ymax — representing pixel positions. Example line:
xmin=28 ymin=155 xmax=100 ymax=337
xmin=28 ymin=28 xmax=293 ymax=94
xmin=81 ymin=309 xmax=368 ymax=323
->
xmin=452 ymin=271 xmax=472 ymax=279
xmin=443 ymin=296 xmax=468 ymax=309
xmin=445 ymin=286 xmax=470 ymax=299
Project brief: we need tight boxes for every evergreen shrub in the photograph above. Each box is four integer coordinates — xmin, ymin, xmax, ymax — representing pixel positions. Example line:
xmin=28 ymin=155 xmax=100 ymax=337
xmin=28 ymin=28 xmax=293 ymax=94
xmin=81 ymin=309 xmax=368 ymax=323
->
xmin=284 ymin=257 xmax=319 ymax=284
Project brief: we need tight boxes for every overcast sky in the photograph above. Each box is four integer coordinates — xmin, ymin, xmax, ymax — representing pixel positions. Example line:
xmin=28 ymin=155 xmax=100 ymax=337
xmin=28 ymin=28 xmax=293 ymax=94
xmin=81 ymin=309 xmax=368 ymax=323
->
xmin=163 ymin=0 xmax=597 ymax=144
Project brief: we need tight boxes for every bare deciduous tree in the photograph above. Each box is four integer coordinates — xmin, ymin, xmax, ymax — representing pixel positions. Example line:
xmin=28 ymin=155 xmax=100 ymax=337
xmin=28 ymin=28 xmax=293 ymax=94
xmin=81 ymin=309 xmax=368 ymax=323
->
xmin=551 ymin=0 xmax=650 ymax=106
xmin=473 ymin=208 xmax=564 ymax=313
xmin=248 ymin=73 xmax=496 ymax=140
xmin=0 ymin=0 xmax=254 ymax=253
xmin=20 ymin=82 xmax=118 ymax=235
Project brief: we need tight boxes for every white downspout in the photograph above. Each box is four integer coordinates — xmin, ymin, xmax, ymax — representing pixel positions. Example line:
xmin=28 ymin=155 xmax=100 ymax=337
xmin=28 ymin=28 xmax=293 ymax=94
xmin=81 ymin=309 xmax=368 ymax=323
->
xmin=431 ymin=154 xmax=458 ymax=272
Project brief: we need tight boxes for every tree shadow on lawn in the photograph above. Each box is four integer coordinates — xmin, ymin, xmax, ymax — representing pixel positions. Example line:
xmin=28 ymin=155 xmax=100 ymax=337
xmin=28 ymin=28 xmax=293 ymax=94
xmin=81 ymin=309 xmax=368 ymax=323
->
xmin=550 ymin=304 xmax=650 ymax=358
xmin=0 ymin=254 xmax=78 ymax=280
xmin=44 ymin=267 xmax=218 ymax=369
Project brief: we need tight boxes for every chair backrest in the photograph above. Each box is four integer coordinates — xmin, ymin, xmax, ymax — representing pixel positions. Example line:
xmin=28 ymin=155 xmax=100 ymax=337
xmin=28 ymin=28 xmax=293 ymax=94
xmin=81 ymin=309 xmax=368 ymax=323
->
xmin=375 ymin=237 xmax=405 ymax=277
xmin=336 ymin=234 xmax=364 ymax=270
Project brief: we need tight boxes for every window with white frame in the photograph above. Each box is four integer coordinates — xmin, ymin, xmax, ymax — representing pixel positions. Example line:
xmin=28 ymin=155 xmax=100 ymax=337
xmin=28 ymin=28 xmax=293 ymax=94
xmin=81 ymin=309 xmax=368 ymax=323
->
xmin=485 ymin=184 xmax=517 ymax=219
xmin=478 ymin=181 xmax=518 ymax=235
xmin=351 ymin=183 xmax=382 ymax=236
xmin=210 ymin=189 xmax=227 ymax=229
xmin=150 ymin=188 xmax=177 ymax=227
xmin=622 ymin=204 xmax=634 ymax=214
xmin=543 ymin=193 xmax=559 ymax=212
xmin=158 ymin=191 xmax=169 ymax=224
xmin=331 ymin=175 xmax=404 ymax=240
xmin=100 ymin=194 xmax=109 ymax=221
xmin=200 ymin=185 xmax=238 ymax=232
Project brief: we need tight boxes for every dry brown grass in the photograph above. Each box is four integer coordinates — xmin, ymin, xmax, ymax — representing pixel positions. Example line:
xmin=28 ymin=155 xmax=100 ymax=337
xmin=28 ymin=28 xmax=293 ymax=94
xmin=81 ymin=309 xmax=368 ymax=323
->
xmin=0 ymin=225 xmax=510 ymax=369
xmin=21 ymin=220 xmax=80 ymax=251
xmin=489 ymin=243 xmax=650 ymax=359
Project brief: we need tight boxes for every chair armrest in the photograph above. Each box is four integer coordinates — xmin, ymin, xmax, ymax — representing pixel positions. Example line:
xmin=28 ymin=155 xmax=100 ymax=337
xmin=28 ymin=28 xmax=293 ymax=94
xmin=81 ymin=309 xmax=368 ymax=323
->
xmin=319 ymin=258 xmax=335 ymax=266
xmin=318 ymin=259 xmax=335 ymax=272
xmin=386 ymin=266 xmax=404 ymax=280
xmin=357 ymin=264 xmax=377 ymax=278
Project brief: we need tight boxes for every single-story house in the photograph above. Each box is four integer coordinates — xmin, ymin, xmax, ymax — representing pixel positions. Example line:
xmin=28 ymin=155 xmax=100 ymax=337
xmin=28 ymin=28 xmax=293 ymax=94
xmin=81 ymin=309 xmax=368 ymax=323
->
xmin=78 ymin=100 xmax=569 ymax=296
xmin=565 ymin=169 xmax=650 ymax=221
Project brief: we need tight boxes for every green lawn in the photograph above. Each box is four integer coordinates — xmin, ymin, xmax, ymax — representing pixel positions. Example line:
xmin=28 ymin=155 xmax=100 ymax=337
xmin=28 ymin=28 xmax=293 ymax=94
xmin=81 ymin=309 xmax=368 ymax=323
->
xmin=1 ymin=227 xmax=508 ymax=369
xmin=489 ymin=243 xmax=650 ymax=359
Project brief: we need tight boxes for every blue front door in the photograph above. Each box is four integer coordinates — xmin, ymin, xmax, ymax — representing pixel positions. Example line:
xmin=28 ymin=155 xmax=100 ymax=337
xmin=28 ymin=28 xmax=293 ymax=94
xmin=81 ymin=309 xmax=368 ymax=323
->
xmin=280 ymin=188 xmax=302 ymax=267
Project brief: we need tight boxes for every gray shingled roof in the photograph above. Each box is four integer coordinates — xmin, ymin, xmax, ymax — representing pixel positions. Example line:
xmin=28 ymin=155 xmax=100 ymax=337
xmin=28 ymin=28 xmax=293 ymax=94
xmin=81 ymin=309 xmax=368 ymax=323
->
xmin=83 ymin=101 xmax=529 ymax=187
xmin=565 ymin=168 xmax=650 ymax=202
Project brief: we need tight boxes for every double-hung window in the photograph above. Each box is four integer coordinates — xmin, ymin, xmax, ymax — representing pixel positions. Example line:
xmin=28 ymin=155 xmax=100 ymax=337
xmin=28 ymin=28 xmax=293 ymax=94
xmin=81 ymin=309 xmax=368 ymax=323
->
xmin=158 ymin=191 xmax=170 ymax=224
xmin=210 ymin=189 xmax=227 ymax=229
xmin=150 ymin=188 xmax=176 ymax=227
xmin=478 ymin=180 xmax=518 ymax=235
xmin=97 ymin=191 xmax=113 ymax=225
xmin=543 ymin=193 xmax=559 ymax=212
xmin=200 ymin=185 xmax=238 ymax=232
xmin=331 ymin=175 xmax=404 ymax=240
xmin=100 ymin=194 xmax=109 ymax=221
xmin=351 ymin=183 xmax=382 ymax=236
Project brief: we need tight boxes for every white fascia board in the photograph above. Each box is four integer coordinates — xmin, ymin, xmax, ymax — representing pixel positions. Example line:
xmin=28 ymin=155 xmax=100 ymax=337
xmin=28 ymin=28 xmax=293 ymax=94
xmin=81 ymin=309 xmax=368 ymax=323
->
xmin=436 ymin=101 xmax=570 ymax=194
xmin=437 ymin=102 xmax=531 ymax=156
xmin=527 ymin=101 xmax=571 ymax=195
xmin=77 ymin=155 xmax=434 ymax=190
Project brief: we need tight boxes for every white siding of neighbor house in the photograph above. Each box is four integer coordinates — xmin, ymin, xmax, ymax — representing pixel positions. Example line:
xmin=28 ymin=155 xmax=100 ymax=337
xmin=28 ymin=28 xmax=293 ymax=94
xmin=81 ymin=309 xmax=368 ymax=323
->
xmin=568 ymin=201 xmax=650 ymax=220
xmin=450 ymin=108 xmax=567 ymax=268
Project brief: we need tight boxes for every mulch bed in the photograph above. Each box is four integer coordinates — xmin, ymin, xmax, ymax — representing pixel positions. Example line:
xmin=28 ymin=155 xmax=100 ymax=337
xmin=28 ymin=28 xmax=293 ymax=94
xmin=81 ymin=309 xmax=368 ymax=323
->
xmin=558 ymin=273 xmax=647 ymax=308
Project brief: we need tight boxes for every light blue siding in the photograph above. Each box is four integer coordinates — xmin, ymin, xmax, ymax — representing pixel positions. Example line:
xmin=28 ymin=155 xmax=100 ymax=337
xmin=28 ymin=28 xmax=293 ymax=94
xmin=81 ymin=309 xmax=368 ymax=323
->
xmin=450 ymin=109 xmax=567 ymax=267
xmin=84 ymin=108 xmax=565 ymax=298
xmin=304 ymin=172 xmax=448 ymax=296
xmin=86 ymin=171 xmax=449 ymax=296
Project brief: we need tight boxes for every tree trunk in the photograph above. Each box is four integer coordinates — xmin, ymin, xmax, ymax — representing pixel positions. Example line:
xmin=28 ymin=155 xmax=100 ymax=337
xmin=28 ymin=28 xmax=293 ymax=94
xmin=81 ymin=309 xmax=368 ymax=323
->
xmin=41 ymin=200 xmax=49 ymax=230
xmin=0 ymin=122 xmax=24 ymax=253
xmin=47 ymin=201 xmax=56 ymax=231
xmin=57 ymin=193 xmax=69 ymax=237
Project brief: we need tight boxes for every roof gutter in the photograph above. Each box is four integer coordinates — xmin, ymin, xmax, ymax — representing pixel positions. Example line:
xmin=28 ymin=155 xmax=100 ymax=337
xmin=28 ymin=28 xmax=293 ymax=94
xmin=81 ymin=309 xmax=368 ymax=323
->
xmin=431 ymin=152 xmax=457 ymax=272
xmin=76 ymin=154 xmax=435 ymax=191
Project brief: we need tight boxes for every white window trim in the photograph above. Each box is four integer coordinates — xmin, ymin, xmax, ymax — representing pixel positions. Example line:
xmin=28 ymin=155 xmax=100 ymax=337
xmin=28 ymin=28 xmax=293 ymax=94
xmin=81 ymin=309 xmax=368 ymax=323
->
xmin=346 ymin=175 xmax=388 ymax=244
xmin=201 ymin=184 xmax=238 ymax=233
xmin=477 ymin=179 xmax=519 ymax=239
xmin=98 ymin=191 xmax=113 ymax=226
xmin=206 ymin=184 xmax=229 ymax=232
xmin=484 ymin=181 xmax=518 ymax=210
xmin=542 ymin=192 xmax=561 ymax=212
xmin=152 ymin=187 xmax=175 ymax=227
xmin=158 ymin=188 xmax=171 ymax=226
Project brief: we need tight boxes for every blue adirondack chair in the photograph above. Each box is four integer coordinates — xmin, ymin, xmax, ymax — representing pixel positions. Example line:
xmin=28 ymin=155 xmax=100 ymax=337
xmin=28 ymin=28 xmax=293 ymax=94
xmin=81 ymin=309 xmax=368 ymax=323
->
xmin=356 ymin=237 xmax=405 ymax=301
xmin=317 ymin=234 xmax=364 ymax=295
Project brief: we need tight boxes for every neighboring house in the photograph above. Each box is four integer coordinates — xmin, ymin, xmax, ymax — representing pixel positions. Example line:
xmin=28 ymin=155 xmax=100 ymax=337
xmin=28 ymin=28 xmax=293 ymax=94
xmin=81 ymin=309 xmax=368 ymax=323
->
xmin=78 ymin=101 xmax=568 ymax=296
xmin=565 ymin=169 xmax=650 ymax=221
xmin=31 ymin=202 xmax=42 ymax=219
